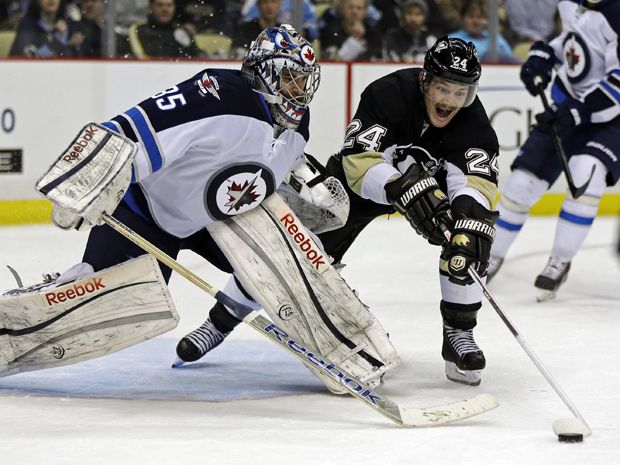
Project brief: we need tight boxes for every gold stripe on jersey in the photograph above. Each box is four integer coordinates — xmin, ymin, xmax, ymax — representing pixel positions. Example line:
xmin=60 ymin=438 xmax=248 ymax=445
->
xmin=342 ymin=151 xmax=385 ymax=197
xmin=467 ymin=176 xmax=497 ymax=206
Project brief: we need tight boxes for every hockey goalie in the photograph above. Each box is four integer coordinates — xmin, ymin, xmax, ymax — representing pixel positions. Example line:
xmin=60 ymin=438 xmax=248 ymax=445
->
xmin=0 ymin=25 xmax=399 ymax=392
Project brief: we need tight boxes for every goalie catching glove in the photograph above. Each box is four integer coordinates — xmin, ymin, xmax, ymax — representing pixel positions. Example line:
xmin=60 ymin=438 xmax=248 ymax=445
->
xmin=444 ymin=196 xmax=498 ymax=279
xmin=385 ymin=162 xmax=452 ymax=246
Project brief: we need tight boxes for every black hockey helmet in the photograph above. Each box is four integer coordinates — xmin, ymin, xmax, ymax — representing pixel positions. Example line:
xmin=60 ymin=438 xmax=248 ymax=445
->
xmin=421 ymin=37 xmax=481 ymax=107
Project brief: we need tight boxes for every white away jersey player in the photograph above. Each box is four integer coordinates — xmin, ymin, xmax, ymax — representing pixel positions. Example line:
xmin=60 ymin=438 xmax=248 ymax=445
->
xmin=551 ymin=0 xmax=620 ymax=123
xmin=102 ymin=68 xmax=310 ymax=238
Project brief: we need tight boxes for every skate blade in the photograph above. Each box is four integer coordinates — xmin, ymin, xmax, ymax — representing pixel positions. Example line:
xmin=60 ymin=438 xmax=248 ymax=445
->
xmin=171 ymin=357 xmax=186 ymax=368
xmin=445 ymin=361 xmax=481 ymax=386
xmin=536 ymin=288 xmax=557 ymax=302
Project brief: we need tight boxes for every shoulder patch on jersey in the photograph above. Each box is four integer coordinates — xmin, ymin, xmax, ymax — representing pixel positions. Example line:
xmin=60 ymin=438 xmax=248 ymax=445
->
xmin=196 ymin=72 xmax=221 ymax=100
xmin=204 ymin=164 xmax=275 ymax=220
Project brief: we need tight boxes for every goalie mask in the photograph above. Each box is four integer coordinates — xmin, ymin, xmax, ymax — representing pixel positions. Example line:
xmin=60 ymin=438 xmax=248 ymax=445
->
xmin=242 ymin=24 xmax=321 ymax=130
xmin=420 ymin=37 xmax=481 ymax=127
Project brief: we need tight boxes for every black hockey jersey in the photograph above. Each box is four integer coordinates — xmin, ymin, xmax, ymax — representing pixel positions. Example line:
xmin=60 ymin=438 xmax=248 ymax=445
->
xmin=327 ymin=68 xmax=499 ymax=214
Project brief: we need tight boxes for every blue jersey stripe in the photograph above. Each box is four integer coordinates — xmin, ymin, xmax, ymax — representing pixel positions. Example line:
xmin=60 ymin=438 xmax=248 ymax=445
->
xmin=124 ymin=106 xmax=164 ymax=173
xmin=101 ymin=121 xmax=121 ymax=133
xmin=600 ymin=81 xmax=620 ymax=105
xmin=559 ymin=210 xmax=594 ymax=225
xmin=496 ymin=218 xmax=523 ymax=231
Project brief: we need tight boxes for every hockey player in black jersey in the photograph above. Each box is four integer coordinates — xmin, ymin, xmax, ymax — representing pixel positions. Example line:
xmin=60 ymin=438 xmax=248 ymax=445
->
xmin=317 ymin=37 xmax=500 ymax=386
xmin=179 ymin=37 xmax=500 ymax=386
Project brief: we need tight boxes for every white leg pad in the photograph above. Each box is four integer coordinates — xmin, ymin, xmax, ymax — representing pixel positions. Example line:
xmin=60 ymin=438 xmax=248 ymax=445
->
xmin=0 ymin=255 xmax=178 ymax=378
xmin=208 ymin=193 xmax=400 ymax=392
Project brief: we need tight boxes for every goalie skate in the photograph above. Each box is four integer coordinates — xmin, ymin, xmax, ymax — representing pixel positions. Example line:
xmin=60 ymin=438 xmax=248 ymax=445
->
xmin=535 ymin=257 xmax=571 ymax=302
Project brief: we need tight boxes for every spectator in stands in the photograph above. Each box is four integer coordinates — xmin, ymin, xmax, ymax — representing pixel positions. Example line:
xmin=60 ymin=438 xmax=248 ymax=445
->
xmin=319 ymin=0 xmax=381 ymax=61
xmin=433 ymin=0 xmax=464 ymax=33
xmin=231 ymin=0 xmax=279 ymax=59
xmin=450 ymin=0 xmax=519 ymax=63
xmin=383 ymin=0 xmax=436 ymax=62
xmin=503 ymin=0 xmax=558 ymax=45
xmin=175 ymin=0 xmax=234 ymax=36
xmin=9 ymin=0 xmax=81 ymax=57
xmin=69 ymin=0 xmax=131 ymax=57
xmin=241 ymin=0 xmax=318 ymax=41
xmin=1 ymin=0 xmax=25 ymax=30
xmin=127 ymin=0 xmax=205 ymax=59
xmin=373 ymin=0 xmax=450 ymax=37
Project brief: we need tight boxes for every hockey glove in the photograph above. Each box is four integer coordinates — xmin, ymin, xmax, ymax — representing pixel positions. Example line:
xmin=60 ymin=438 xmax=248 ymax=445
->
xmin=385 ymin=163 xmax=452 ymax=246
xmin=444 ymin=197 xmax=498 ymax=279
xmin=535 ymin=97 xmax=592 ymax=140
xmin=520 ymin=41 xmax=557 ymax=96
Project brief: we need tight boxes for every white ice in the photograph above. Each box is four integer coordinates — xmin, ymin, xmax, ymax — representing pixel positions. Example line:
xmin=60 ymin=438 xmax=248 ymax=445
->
xmin=0 ymin=216 xmax=618 ymax=465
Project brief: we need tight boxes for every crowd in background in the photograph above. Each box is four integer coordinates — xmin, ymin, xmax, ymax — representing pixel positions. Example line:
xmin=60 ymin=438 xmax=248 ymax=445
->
xmin=0 ymin=0 xmax=561 ymax=62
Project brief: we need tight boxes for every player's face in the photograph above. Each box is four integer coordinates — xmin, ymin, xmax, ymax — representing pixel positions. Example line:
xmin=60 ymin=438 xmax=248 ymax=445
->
xmin=423 ymin=77 xmax=469 ymax=127
xmin=279 ymin=68 xmax=309 ymax=102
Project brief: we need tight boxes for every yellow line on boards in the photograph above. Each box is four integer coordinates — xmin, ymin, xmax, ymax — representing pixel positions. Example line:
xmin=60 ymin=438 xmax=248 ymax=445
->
xmin=0 ymin=194 xmax=618 ymax=225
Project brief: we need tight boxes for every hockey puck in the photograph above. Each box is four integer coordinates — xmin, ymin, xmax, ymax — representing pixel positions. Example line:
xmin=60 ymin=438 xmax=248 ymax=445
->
xmin=558 ymin=433 xmax=583 ymax=443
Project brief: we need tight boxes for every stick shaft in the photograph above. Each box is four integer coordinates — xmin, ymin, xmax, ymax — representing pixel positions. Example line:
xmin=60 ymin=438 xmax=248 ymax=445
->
xmin=468 ymin=267 xmax=590 ymax=429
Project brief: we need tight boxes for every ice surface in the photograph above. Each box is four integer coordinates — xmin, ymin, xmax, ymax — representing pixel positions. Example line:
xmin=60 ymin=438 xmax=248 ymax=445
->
xmin=0 ymin=217 xmax=618 ymax=465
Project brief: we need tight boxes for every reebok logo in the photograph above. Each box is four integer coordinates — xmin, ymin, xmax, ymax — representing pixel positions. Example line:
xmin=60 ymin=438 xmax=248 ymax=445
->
xmin=63 ymin=125 xmax=98 ymax=162
xmin=280 ymin=213 xmax=328 ymax=271
xmin=44 ymin=278 xmax=105 ymax=305
xmin=264 ymin=323 xmax=381 ymax=405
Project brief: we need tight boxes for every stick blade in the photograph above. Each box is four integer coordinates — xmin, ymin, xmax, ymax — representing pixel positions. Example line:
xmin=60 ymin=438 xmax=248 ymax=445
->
xmin=398 ymin=393 xmax=499 ymax=427
xmin=568 ymin=165 xmax=596 ymax=200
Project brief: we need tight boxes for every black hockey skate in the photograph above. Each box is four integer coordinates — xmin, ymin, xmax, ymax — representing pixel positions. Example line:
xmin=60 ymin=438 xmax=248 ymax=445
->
xmin=534 ymin=256 xmax=571 ymax=302
xmin=442 ymin=323 xmax=486 ymax=386
xmin=173 ymin=317 xmax=230 ymax=367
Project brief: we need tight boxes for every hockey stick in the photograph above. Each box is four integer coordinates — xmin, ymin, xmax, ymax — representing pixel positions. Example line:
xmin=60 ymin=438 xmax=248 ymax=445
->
xmin=468 ymin=265 xmax=591 ymax=437
xmin=100 ymin=212 xmax=498 ymax=427
xmin=535 ymin=82 xmax=594 ymax=199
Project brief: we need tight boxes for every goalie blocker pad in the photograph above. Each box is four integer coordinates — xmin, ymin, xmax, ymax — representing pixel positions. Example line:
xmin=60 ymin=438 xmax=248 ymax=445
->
xmin=208 ymin=193 xmax=399 ymax=392
xmin=0 ymin=255 xmax=178 ymax=378
xmin=36 ymin=122 xmax=137 ymax=229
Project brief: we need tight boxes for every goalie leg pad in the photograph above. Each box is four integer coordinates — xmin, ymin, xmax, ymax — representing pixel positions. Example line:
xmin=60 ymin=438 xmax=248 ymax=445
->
xmin=0 ymin=255 xmax=178 ymax=378
xmin=207 ymin=193 xmax=399 ymax=391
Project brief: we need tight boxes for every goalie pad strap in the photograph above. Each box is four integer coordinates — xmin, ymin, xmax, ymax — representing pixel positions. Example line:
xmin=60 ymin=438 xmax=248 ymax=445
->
xmin=39 ymin=131 xmax=113 ymax=195
xmin=228 ymin=217 xmax=383 ymax=370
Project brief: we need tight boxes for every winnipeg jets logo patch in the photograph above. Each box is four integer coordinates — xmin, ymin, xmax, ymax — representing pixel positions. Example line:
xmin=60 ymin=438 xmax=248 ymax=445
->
xmin=563 ymin=33 xmax=590 ymax=83
xmin=204 ymin=164 xmax=275 ymax=220
xmin=197 ymin=72 xmax=221 ymax=100
xmin=224 ymin=173 xmax=262 ymax=213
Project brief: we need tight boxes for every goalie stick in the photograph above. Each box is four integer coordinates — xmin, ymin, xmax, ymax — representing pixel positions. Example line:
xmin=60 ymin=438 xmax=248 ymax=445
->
xmin=100 ymin=212 xmax=498 ymax=427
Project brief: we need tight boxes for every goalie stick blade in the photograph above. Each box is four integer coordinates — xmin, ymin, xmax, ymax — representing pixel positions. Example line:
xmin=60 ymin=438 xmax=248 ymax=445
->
xmin=397 ymin=393 xmax=499 ymax=427
xmin=245 ymin=312 xmax=497 ymax=427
